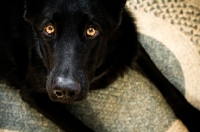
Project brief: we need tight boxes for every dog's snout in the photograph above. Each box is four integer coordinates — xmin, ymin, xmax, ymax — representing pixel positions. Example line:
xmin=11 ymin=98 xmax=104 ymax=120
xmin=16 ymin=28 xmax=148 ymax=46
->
xmin=52 ymin=77 xmax=81 ymax=100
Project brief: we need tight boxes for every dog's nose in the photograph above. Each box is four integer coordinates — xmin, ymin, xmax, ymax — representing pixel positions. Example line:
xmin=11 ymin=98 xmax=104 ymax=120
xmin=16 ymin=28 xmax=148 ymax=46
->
xmin=52 ymin=77 xmax=81 ymax=100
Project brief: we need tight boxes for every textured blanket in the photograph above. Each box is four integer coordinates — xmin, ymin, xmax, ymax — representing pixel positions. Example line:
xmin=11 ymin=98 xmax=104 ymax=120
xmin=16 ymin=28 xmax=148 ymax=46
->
xmin=1 ymin=0 xmax=200 ymax=132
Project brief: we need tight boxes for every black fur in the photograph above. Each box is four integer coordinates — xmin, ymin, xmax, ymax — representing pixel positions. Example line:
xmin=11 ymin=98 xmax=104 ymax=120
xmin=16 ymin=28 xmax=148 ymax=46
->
xmin=0 ymin=0 xmax=200 ymax=131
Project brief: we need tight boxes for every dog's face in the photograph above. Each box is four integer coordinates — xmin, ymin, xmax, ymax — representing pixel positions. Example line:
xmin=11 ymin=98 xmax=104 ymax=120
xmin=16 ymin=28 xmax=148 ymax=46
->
xmin=24 ymin=0 xmax=126 ymax=103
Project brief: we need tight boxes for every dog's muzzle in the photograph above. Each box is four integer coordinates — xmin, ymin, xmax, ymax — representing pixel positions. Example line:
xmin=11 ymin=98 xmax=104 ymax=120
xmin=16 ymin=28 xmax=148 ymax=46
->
xmin=50 ymin=76 xmax=82 ymax=102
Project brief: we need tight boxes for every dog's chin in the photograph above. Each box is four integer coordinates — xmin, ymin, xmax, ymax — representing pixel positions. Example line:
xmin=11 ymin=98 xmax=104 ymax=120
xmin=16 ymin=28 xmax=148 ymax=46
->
xmin=50 ymin=97 xmax=87 ymax=104
xmin=61 ymin=98 xmax=87 ymax=104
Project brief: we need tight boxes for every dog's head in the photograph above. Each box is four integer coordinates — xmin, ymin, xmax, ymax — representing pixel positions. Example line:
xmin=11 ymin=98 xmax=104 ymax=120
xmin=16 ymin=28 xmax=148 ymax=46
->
xmin=24 ymin=0 xmax=127 ymax=103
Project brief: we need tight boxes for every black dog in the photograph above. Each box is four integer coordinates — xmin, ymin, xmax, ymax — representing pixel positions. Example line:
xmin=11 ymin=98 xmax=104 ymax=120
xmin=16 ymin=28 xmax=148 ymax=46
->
xmin=0 ymin=0 xmax=200 ymax=131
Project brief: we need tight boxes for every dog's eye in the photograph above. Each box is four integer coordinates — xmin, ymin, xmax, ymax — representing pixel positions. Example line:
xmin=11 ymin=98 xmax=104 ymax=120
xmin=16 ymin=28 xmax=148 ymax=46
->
xmin=86 ymin=27 xmax=98 ymax=37
xmin=44 ymin=24 xmax=55 ymax=35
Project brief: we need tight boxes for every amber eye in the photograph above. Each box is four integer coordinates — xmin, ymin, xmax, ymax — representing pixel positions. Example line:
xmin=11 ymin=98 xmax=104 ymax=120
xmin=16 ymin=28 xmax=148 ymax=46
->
xmin=86 ymin=27 xmax=97 ymax=37
xmin=45 ymin=24 xmax=55 ymax=35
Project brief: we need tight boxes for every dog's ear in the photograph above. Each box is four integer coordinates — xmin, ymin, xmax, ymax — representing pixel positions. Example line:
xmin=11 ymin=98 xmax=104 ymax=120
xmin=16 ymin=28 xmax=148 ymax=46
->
xmin=23 ymin=0 xmax=45 ymax=23
xmin=103 ymin=0 xmax=127 ymax=9
xmin=102 ymin=0 xmax=126 ymax=15
xmin=101 ymin=0 xmax=127 ymax=28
